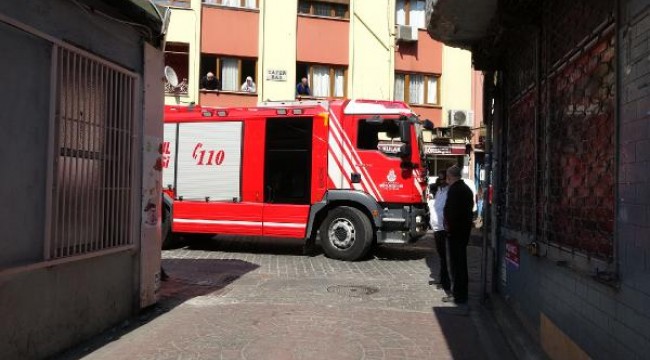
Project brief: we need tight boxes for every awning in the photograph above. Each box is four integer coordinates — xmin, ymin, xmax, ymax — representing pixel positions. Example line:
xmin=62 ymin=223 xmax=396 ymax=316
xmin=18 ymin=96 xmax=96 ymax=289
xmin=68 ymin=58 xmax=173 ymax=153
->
xmin=425 ymin=0 xmax=498 ymax=50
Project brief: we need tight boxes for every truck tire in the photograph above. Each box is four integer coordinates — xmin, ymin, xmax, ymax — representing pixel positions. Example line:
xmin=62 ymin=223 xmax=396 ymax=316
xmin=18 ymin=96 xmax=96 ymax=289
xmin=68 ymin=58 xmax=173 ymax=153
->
xmin=319 ymin=206 xmax=373 ymax=261
xmin=161 ymin=203 xmax=178 ymax=249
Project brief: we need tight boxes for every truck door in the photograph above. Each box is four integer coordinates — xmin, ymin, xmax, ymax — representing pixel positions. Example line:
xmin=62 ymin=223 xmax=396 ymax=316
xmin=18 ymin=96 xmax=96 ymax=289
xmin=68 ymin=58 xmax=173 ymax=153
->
xmin=262 ymin=116 xmax=316 ymax=238
xmin=350 ymin=115 xmax=415 ymax=203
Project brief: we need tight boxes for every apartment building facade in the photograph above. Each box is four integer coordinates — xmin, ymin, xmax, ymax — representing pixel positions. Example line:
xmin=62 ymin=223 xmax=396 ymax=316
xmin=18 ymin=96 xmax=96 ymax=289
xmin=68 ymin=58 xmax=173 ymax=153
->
xmin=161 ymin=0 xmax=482 ymax=179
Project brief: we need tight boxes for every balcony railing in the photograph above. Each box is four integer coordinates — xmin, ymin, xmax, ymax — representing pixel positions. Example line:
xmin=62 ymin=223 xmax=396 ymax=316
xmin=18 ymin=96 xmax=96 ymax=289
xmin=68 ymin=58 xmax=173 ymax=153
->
xmin=165 ymin=79 xmax=189 ymax=95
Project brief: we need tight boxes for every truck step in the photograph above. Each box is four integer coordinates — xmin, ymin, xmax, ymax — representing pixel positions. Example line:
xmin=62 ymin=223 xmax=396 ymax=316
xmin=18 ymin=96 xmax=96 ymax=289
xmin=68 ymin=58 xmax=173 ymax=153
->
xmin=381 ymin=239 xmax=408 ymax=244
xmin=382 ymin=217 xmax=406 ymax=222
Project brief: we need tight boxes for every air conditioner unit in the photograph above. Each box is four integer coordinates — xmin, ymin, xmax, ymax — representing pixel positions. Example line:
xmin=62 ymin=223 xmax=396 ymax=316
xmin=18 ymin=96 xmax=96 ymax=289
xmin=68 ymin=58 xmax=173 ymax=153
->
xmin=448 ymin=109 xmax=475 ymax=127
xmin=396 ymin=25 xmax=418 ymax=42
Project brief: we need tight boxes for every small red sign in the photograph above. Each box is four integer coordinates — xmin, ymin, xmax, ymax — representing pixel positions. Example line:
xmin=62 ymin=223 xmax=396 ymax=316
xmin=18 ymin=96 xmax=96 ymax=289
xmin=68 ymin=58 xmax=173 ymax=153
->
xmin=505 ymin=239 xmax=520 ymax=268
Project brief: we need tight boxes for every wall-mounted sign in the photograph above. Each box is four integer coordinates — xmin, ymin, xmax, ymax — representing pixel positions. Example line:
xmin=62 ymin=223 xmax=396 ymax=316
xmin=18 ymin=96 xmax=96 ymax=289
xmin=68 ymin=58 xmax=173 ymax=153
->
xmin=377 ymin=142 xmax=402 ymax=154
xmin=505 ymin=238 xmax=520 ymax=268
xmin=424 ymin=144 xmax=452 ymax=155
xmin=266 ymin=69 xmax=287 ymax=81
xmin=424 ymin=144 xmax=466 ymax=156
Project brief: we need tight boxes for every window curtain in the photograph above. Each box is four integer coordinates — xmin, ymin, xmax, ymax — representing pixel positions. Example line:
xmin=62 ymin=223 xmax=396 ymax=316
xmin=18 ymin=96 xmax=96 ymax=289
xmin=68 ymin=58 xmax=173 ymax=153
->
xmin=244 ymin=0 xmax=255 ymax=8
xmin=221 ymin=0 xmax=238 ymax=6
xmin=334 ymin=69 xmax=345 ymax=97
xmin=314 ymin=3 xmax=330 ymax=16
xmin=410 ymin=0 xmax=425 ymax=28
xmin=409 ymin=74 xmax=424 ymax=104
xmin=312 ymin=66 xmax=330 ymax=97
xmin=427 ymin=76 xmax=438 ymax=104
xmin=394 ymin=74 xmax=405 ymax=101
xmin=221 ymin=58 xmax=239 ymax=91
xmin=396 ymin=0 xmax=406 ymax=25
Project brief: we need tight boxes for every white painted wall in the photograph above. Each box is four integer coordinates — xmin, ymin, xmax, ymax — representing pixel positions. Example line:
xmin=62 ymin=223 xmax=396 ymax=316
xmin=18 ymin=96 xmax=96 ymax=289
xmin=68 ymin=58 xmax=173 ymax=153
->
xmin=258 ymin=0 xmax=298 ymax=101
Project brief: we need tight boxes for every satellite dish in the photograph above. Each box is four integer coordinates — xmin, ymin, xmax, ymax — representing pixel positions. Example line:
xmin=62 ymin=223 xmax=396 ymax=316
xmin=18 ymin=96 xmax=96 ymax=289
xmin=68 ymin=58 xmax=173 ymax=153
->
xmin=164 ymin=66 xmax=179 ymax=87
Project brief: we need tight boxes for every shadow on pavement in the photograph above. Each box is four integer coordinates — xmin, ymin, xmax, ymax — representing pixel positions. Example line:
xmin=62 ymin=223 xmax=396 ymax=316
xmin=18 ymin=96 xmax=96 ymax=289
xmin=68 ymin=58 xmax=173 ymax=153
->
xmin=373 ymin=243 xmax=432 ymax=261
xmin=53 ymin=258 xmax=259 ymax=360
xmin=184 ymin=234 xmax=436 ymax=262
xmin=187 ymin=235 xmax=308 ymax=256
xmin=432 ymin=305 xmax=484 ymax=359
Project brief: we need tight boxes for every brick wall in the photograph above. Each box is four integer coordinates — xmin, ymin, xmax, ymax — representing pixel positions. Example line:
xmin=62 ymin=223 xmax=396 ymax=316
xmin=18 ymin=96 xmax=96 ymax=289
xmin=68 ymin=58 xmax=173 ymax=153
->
xmin=616 ymin=0 xmax=650 ymax=356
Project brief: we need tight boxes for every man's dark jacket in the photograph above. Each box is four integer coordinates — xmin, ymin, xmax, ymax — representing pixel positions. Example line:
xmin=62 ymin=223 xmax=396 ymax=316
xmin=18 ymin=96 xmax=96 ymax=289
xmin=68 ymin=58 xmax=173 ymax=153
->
xmin=200 ymin=76 xmax=221 ymax=91
xmin=444 ymin=180 xmax=474 ymax=230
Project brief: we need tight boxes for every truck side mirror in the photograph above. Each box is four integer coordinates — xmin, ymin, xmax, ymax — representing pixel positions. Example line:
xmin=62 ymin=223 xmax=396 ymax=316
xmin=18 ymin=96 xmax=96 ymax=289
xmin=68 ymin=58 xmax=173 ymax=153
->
xmin=399 ymin=121 xmax=412 ymax=158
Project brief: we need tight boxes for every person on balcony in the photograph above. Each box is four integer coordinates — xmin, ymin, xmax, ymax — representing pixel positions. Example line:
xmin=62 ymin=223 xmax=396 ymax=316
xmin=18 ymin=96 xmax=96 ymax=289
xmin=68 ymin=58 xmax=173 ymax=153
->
xmin=200 ymin=72 xmax=221 ymax=91
xmin=296 ymin=77 xmax=311 ymax=96
xmin=240 ymin=76 xmax=256 ymax=92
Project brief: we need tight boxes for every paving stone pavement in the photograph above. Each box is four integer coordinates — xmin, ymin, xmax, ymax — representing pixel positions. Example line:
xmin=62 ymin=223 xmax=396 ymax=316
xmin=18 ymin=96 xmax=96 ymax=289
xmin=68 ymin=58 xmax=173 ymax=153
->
xmin=56 ymin=233 xmax=514 ymax=360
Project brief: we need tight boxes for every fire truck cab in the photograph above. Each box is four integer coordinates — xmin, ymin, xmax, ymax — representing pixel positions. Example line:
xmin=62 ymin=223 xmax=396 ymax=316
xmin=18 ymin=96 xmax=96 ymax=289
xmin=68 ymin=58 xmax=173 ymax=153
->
xmin=162 ymin=99 xmax=428 ymax=261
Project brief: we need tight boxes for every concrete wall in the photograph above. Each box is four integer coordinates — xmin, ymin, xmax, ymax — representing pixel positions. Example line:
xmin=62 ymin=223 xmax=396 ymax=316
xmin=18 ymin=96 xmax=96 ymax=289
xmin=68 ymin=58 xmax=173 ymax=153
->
xmin=0 ymin=253 xmax=136 ymax=359
xmin=202 ymin=6 xmax=258 ymax=58
xmin=0 ymin=0 xmax=148 ymax=357
xmin=297 ymin=15 xmax=349 ymax=66
xmin=348 ymin=0 xmax=395 ymax=99
xmin=0 ymin=21 xmax=50 ymax=268
xmin=165 ymin=0 xmax=201 ymax=105
xmin=258 ymin=0 xmax=298 ymax=101
xmin=441 ymin=45 xmax=472 ymax=124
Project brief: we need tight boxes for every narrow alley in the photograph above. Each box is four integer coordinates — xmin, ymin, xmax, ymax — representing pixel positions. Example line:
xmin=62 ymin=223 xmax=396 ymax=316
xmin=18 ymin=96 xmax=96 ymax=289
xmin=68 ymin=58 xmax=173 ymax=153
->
xmin=56 ymin=235 xmax=514 ymax=360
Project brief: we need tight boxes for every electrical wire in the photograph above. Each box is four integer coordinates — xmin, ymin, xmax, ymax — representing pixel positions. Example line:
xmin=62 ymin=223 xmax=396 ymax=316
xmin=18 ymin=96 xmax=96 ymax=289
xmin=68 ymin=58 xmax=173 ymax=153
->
xmin=69 ymin=0 xmax=155 ymax=40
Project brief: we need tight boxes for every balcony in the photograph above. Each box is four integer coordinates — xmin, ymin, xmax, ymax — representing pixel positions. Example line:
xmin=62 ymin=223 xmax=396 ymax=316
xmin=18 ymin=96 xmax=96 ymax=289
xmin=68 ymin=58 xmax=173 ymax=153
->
xmin=200 ymin=90 xmax=258 ymax=107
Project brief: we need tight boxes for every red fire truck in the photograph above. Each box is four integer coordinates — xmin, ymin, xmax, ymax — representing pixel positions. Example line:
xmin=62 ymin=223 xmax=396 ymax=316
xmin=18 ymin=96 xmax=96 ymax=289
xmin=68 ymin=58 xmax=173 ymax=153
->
xmin=162 ymin=99 xmax=428 ymax=261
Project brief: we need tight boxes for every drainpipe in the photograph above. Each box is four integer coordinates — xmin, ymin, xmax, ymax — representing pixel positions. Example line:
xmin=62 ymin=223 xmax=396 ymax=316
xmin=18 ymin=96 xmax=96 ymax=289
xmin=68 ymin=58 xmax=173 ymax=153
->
xmin=259 ymin=0 xmax=266 ymax=101
xmin=533 ymin=26 xmax=541 ymax=250
xmin=480 ymin=71 xmax=492 ymax=303
xmin=349 ymin=0 xmax=355 ymax=97
xmin=613 ymin=0 xmax=622 ymax=278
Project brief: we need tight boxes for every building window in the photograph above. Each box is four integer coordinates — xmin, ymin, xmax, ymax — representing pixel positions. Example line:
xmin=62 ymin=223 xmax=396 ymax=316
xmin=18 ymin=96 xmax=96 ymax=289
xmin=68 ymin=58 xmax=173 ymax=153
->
xmin=296 ymin=63 xmax=347 ymax=98
xmin=395 ymin=73 xmax=440 ymax=105
xmin=396 ymin=0 xmax=426 ymax=28
xmin=298 ymin=0 xmax=350 ymax=19
xmin=202 ymin=0 xmax=258 ymax=9
xmin=154 ymin=0 xmax=191 ymax=8
xmin=201 ymin=54 xmax=258 ymax=93
xmin=357 ymin=119 xmax=401 ymax=157
xmin=164 ymin=42 xmax=189 ymax=94
xmin=51 ymin=47 xmax=137 ymax=259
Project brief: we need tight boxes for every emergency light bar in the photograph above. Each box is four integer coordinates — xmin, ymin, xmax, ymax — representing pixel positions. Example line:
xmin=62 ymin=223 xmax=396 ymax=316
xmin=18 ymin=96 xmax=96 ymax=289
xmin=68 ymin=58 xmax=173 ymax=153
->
xmin=216 ymin=110 xmax=228 ymax=117
xmin=276 ymin=109 xmax=287 ymax=115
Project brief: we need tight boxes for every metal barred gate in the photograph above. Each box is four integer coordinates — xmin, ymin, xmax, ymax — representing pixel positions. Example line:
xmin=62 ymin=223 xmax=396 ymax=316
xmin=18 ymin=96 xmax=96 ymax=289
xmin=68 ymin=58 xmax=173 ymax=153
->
xmin=501 ymin=0 xmax=616 ymax=263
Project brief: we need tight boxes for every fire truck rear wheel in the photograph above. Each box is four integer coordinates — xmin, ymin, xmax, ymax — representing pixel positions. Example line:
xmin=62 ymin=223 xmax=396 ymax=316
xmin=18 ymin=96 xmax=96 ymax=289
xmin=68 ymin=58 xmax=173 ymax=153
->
xmin=319 ymin=206 xmax=373 ymax=261
xmin=162 ymin=203 xmax=178 ymax=249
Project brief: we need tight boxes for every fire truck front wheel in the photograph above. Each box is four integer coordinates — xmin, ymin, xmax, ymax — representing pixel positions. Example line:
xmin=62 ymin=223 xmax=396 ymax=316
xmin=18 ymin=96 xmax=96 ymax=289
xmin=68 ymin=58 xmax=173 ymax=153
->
xmin=319 ymin=206 xmax=373 ymax=261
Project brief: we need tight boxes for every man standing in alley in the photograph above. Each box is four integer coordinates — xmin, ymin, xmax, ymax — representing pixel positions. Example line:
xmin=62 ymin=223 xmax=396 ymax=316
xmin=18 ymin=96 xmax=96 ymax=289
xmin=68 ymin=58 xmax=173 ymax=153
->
xmin=428 ymin=170 xmax=450 ymax=292
xmin=443 ymin=165 xmax=474 ymax=305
